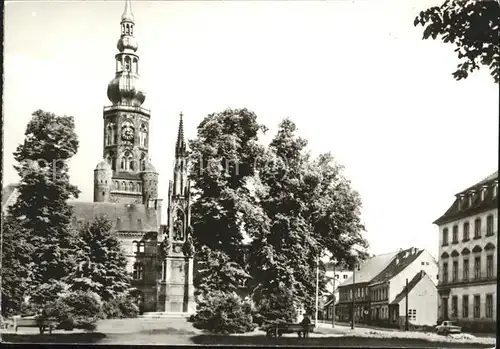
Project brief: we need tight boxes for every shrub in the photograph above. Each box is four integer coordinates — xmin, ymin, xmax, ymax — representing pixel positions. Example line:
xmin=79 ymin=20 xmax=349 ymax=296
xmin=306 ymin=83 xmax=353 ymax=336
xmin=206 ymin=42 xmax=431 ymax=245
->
xmin=253 ymin=288 xmax=297 ymax=325
xmin=191 ymin=291 xmax=256 ymax=334
xmin=41 ymin=291 xmax=102 ymax=331
xmin=102 ymin=295 xmax=139 ymax=319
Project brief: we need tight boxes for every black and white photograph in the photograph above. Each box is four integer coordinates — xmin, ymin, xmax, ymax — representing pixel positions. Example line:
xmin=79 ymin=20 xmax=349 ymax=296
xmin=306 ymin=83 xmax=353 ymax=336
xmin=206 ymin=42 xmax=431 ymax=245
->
xmin=1 ymin=0 xmax=498 ymax=347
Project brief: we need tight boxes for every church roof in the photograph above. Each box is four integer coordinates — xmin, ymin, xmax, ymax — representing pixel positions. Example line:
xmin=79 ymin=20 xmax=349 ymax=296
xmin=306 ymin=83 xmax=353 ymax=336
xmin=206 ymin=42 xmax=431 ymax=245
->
xmin=69 ymin=201 xmax=159 ymax=232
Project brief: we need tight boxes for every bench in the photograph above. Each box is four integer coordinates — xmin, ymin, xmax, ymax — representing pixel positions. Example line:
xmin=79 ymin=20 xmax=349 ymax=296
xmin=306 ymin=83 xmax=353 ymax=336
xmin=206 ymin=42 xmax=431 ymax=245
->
xmin=13 ymin=316 xmax=58 ymax=334
xmin=265 ymin=322 xmax=315 ymax=338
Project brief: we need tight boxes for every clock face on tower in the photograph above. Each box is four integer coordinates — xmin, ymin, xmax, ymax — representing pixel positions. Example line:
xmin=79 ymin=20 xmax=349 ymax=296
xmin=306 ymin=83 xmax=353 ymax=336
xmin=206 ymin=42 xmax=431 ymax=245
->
xmin=121 ymin=121 xmax=135 ymax=142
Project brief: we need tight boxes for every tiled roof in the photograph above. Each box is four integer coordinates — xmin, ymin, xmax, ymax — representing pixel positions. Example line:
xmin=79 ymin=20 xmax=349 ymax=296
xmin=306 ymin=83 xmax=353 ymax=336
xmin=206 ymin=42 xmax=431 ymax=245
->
xmin=339 ymin=251 xmax=398 ymax=287
xmin=458 ymin=171 xmax=498 ymax=195
xmin=391 ymin=270 xmax=427 ymax=305
xmin=434 ymin=171 xmax=498 ymax=225
xmin=69 ymin=201 xmax=159 ymax=232
xmin=369 ymin=248 xmax=423 ymax=285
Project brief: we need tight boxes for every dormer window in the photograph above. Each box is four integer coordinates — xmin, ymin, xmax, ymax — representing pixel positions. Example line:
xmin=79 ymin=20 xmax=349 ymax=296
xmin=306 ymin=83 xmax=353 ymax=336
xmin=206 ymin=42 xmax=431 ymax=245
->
xmin=481 ymin=186 xmax=487 ymax=201
xmin=494 ymin=182 xmax=498 ymax=198
xmin=458 ymin=194 xmax=465 ymax=210
xmin=468 ymin=191 xmax=474 ymax=207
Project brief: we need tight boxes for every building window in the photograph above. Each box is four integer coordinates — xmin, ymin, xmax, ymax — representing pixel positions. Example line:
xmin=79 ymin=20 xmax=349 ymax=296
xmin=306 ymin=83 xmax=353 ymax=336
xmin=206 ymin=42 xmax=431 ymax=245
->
xmin=474 ymin=257 xmax=481 ymax=279
xmin=442 ymin=228 xmax=449 ymax=246
xmin=343 ymin=274 xmax=348 ymax=279
xmin=442 ymin=262 xmax=448 ymax=283
xmin=463 ymin=259 xmax=469 ymax=281
xmin=133 ymin=262 xmax=144 ymax=280
xmin=463 ymin=222 xmax=470 ymax=241
xmin=462 ymin=295 xmax=469 ymax=318
xmin=473 ymin=295 xmax=480 ymax=318
xmin=486 ymin=255 xmax=494 ymax=278
xmin=138 ymin=241 xmax=145 ymax=253
xmin=486 ymin=215 xmax=494 ymax=236
xmin=486 ymin=294 xmax=493 ymax=318
xmin=409 ymin=309 xmax=416 ymax=321
xmin=474 ymin=218 xmax=481 ymax=238
xmin=132 ymin=241 xmax=139 ymax=253
xmin=451 ymin=296 xmax=458 ymax=318
xmin=452 ymin=261 xmax=458 ymax=282
xmin=452 ymin=225 xmax=458 ymax=243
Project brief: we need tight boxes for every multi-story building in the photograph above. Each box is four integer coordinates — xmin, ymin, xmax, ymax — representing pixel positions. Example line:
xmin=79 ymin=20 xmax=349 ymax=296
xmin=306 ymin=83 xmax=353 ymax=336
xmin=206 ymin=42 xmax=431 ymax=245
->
xmin=336 ymin=247 xmax=438 ymax=327
xmin=434 ymin=171 xmax=498 ymax=332
xmin=368 ymin=247 xmax=438 ymax=327
xmin=337 ymin=251 xmax=397 ymax=323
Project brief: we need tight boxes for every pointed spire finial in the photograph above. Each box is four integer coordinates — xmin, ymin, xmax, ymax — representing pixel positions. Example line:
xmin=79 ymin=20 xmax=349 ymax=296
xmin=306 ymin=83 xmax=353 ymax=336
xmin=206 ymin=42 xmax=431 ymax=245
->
xmin=121 ymin=0 xmax=134 ymax=23
xmin=176 ymin=112 xmax=186 ymax=157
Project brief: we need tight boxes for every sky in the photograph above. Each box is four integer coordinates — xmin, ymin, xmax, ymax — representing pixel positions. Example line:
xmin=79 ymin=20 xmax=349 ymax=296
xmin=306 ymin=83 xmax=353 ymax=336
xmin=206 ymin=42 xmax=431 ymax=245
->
xmin=3 ymin=0 xmax=498 ymax=259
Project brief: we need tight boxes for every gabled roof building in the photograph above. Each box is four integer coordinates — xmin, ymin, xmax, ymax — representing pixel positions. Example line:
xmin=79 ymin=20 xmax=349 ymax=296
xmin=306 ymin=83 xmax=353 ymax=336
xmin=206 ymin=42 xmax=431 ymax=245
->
xmin=336 ymin=247 xmax=438 ymax=326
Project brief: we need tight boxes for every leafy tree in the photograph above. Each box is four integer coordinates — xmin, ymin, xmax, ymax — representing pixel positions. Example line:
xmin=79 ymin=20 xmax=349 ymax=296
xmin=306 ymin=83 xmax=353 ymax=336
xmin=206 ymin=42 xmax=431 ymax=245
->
xmin=414 ymin=0 xmax=500 ymax=83
xmin=188 ymin=108 xmax=267 ymax=265
xmin=71 ymin=215 xmax=131 ymax=302
xmin=251 ymin=119 xmax=368 ymax=318
xmin=41 ymin=291 xmax=102 ymax=332
xmin=190 ymin=290 xmax=256 ymax=334
xmin=1 ymin=214 xmax=32 ymax=316
xmin=194 ymin=246 xmax=251 ymax=298
xmin=8 ymin=109 xmax=81 ymax=306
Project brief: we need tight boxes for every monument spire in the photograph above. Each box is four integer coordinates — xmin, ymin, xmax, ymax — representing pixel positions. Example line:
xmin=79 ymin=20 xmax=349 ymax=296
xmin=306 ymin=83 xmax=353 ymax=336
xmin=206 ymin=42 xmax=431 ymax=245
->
xmin=175 ymin=112 xmax=186 ymax=158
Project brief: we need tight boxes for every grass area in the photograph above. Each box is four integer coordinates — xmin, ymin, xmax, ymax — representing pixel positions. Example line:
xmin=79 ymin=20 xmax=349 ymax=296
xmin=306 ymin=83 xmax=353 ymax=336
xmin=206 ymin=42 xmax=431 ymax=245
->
xmin=2 ymin=332 xmax=106 ymax=343
xmin=190 ymin=334 xmax=495 ymax=347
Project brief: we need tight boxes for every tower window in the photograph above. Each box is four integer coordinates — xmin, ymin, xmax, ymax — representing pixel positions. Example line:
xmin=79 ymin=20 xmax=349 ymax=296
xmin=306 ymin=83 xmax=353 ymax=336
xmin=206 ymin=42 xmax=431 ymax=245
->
xmin=102 ymin=191 xmax=105 ymax=196
xmin=124 ymin=56 xmax=131 ymax=71
xmin=133 ymin=262 xmax=144 ymax=280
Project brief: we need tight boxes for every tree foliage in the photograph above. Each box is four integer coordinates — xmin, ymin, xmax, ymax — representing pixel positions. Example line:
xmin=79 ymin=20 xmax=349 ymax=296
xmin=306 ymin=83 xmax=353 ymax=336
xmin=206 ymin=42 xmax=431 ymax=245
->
xmin=188 ymin=108 xmax=267 ymax=264
xmin=71 ymin=215 xmax=131 ymax=302
xmin=1 ymin=215 xmax=33 ymax=316
xmin=8 ymin=109 xmax=81 ymax=306
xmin=414 ymin=0 xmax=500 ymax=83
xmin=41 ymin=291 xmax=102 ymax=331
xmin=190 ymin=290 xmax=256 ymax=334
xmin=188 ymin=110 xmax=369 ymax=326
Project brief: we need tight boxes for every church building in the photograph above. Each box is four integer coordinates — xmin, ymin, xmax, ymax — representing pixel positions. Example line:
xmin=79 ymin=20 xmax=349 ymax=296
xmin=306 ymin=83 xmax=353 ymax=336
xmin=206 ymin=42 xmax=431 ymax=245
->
xmin=69 ymin=0 xmax=196 ymax=314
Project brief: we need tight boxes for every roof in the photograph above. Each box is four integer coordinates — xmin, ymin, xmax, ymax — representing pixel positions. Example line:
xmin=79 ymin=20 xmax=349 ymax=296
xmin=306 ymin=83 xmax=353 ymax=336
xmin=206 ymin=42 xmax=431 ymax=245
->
xmin=434 ymin=171 xmax=498 ymax=225
xmin=95 ymin=160 xmax=112 ymax=170
xmin=369 ymin=248 xmax=424 ymax=285
xmin=69 ymin=201 xmax=159 ymax=232
xmin=339 ymin=251 xmax=398 ymax=287
xmin=458 ymin=171 xmax=498 ymax=195
xmin=2 ymin=183 xmax=17 ymax=209
xmin=391 ymin=270 xmax=428 ymax=305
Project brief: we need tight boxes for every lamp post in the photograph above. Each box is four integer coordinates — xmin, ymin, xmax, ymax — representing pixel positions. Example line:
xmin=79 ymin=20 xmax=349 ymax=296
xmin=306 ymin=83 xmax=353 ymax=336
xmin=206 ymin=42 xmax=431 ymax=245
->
xmin=315 ymin=255 xmax=320 ymax=326
xmin=331 ymin=259 xmax=337 ymax=328
xmin=351 ymin=261 xmax=356 ymax=330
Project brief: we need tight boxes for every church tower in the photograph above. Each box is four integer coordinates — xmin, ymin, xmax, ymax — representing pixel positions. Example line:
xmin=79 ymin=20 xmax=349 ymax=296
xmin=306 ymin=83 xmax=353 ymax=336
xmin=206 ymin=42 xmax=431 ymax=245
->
xmin=94 ymin=0 xmax=158 ymax=205
xmin=158 ymin=113 xmax=195 ymax=314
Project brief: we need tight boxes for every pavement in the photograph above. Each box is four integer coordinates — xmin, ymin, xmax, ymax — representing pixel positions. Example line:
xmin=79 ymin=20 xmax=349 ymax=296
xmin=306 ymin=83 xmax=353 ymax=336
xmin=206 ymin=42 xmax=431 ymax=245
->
xmin=1 ymin=317 xmax=496 ymax=347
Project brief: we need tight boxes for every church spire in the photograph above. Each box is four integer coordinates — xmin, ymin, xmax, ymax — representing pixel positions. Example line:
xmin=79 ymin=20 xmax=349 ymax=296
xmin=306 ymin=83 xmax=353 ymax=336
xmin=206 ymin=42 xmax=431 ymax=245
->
xmin=121 ymin=0 xmax=134 ymax=23
xmin=107 ymin=0 xmax=145 ymax=107
xmin=175 ymin=112 xmax=186 ymax=158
